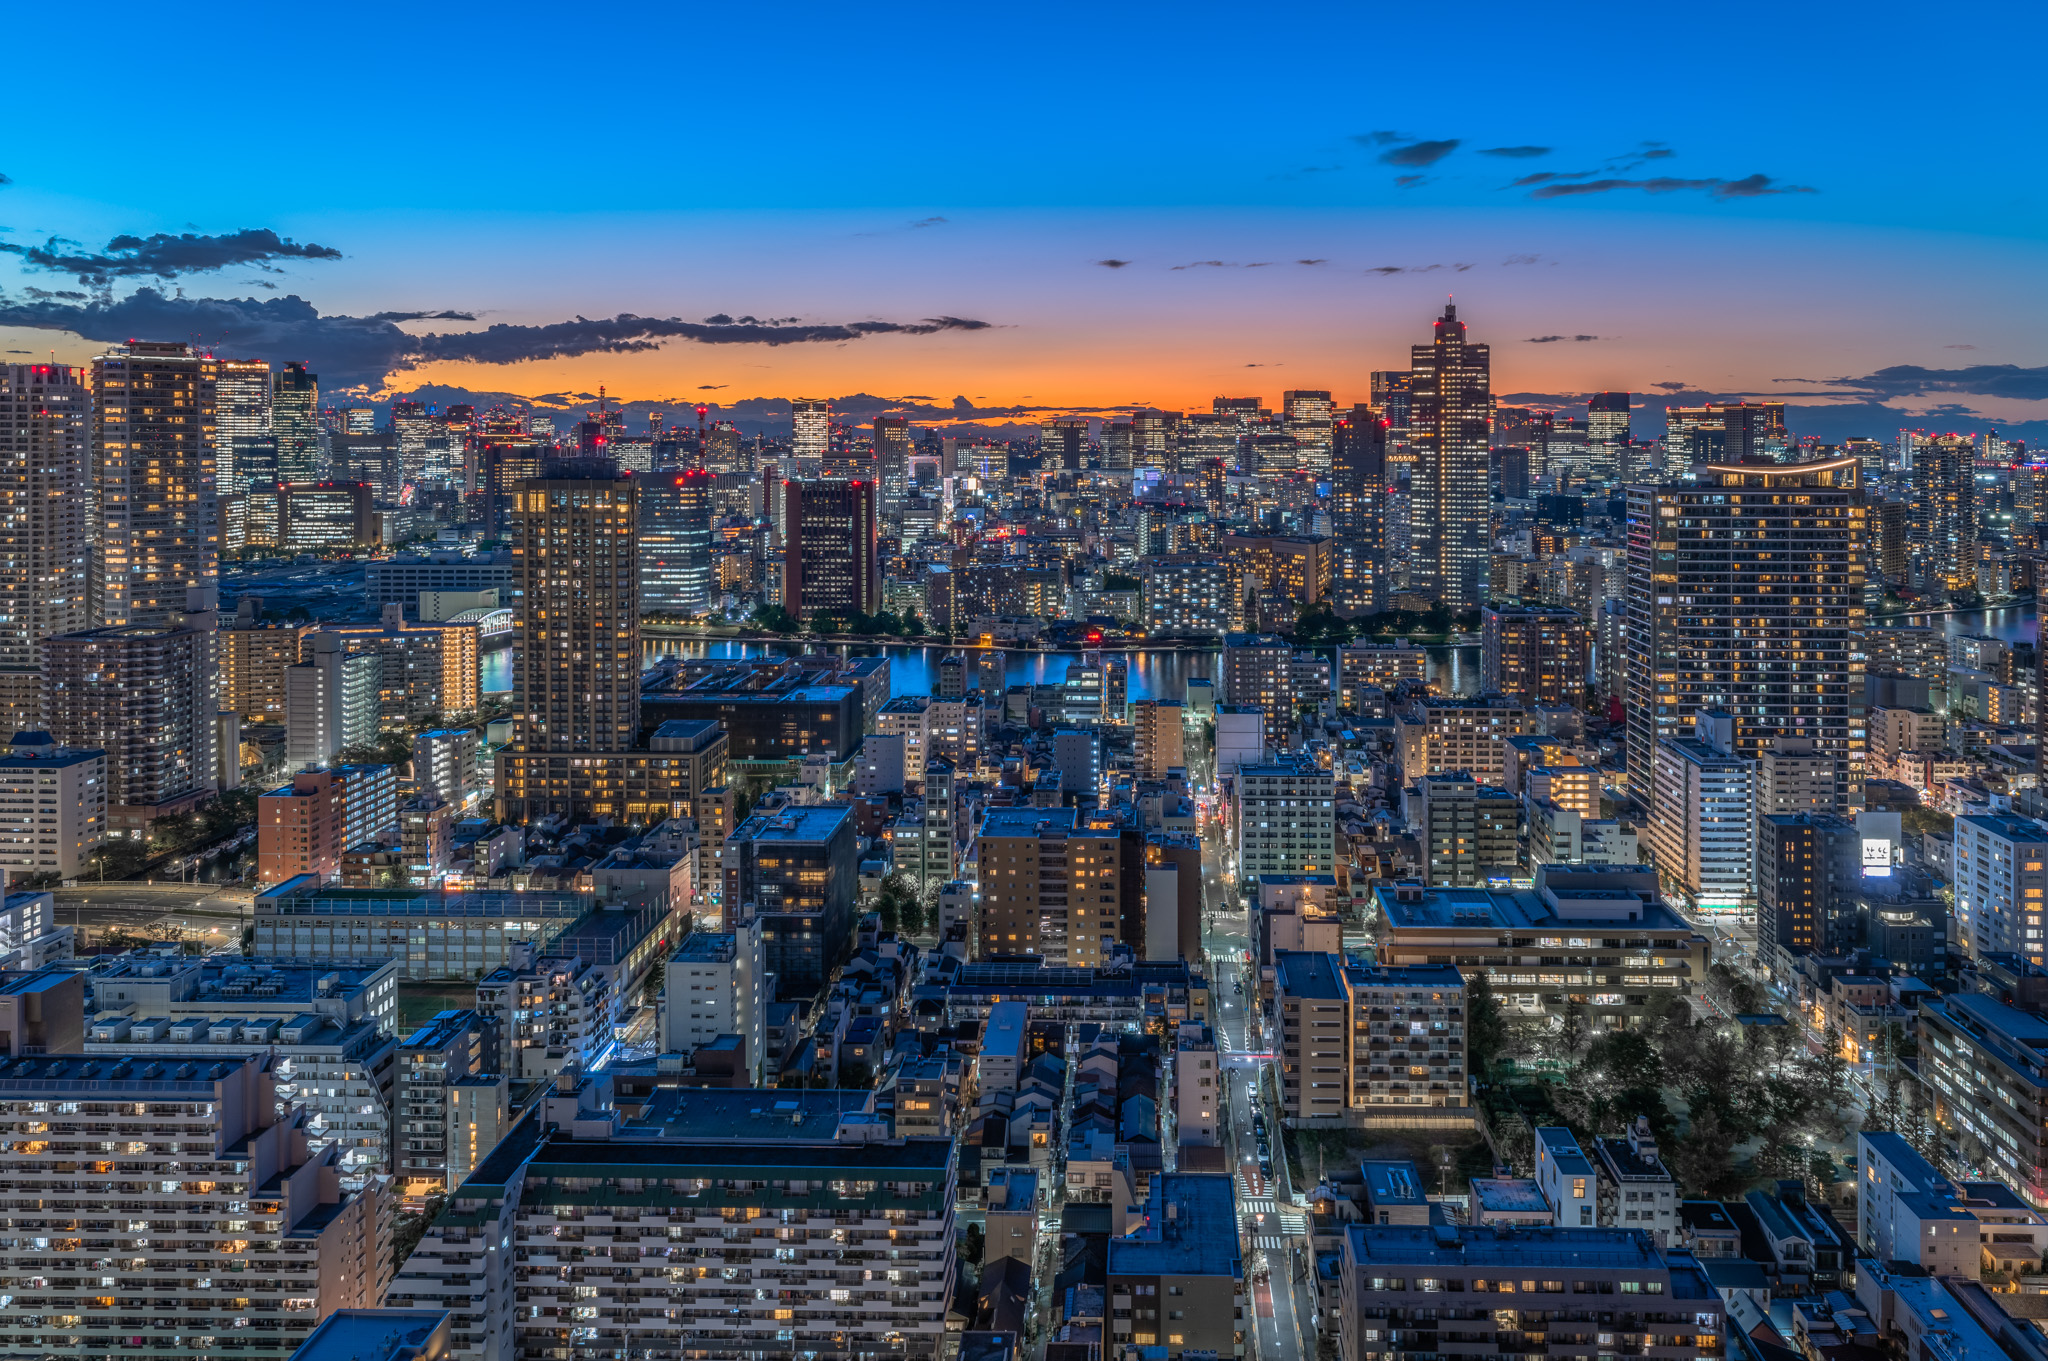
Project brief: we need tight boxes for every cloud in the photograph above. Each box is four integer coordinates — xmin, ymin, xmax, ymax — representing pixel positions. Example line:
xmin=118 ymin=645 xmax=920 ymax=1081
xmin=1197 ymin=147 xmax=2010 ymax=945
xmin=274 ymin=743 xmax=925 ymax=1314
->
xmin=1296 ymin=259 xmax=1327 ymax=266
xmin=1513 ymin=171 xmax=1595 ymax=186
xmin=909 ymin=216 xmax=947 ymax=228
xmin=1529 ymin=173 xmax=1816 ymax=200
xmin=1394 ymin=175 xmax=1431 ymax=188
xmin=0 ymin=287 xmax=996 ymax=389
xmin=370 ymin=309 xmax=477 ymax=322
xmin=1525 ymin=334 xmax=1602 ymax=343
xmin=1480 ymin=145 xmax=1551 ymax=158
xmin=1354 ymin=131 xmax=1410 ymax=147
xmin=0 ymin=227 xmax=343 ymax=286
xmin=1826 ymin=362 xmax=2048 ymax=403
xmin=1652 ymin=381 xmax=1692 ymax=392
xmin=1945 ymin=344 xmax=1977 ymax=351
xmin=1095 ymin=259 xmax=1132 ymax=268
xmin=1379 ymin=138 xmax=1460 ymax=167
xmin=1502 ymin=254 xmax=1542 ymax=265
xmin=697 ymin=384 xmax=728 ymax=390
xmin=1170 ymin=261 xmax=1228 ymax=269
xmin=0 ymin=174 xmax=10 ymax=186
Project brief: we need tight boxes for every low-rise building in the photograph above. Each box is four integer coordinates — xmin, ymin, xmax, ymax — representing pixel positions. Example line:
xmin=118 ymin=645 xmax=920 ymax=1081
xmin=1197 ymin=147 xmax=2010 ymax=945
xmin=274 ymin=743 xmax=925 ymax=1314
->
xmin=1106 ymin=1173 xmax=1244 ymax=1357
xmin=1272 ymin=952 xmax=1467 ymax=1121
xmin=657 ymin=926 xmax=766 ymax=1086
xmin=252 ymin=878 xmax=588 ymax=980
xmin=1915 ymin=993 xmax=2048 ymax=1209
xmin=394 ymin=1009 xmax=496 ymax=1203
xmin=1593 ymin=1117 xmax=1678 ymax=1246
xmin=1534 ymin=1126 xmax=1597 ymax=1227
xmin=0 ymin=731 xmax=106 ymax=879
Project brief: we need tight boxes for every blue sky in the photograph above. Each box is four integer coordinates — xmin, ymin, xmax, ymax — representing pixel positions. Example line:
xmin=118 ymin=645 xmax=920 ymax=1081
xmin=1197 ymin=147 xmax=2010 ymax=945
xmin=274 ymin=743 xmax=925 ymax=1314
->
xmin=3 ymin=0 xmax=2044 ymax=439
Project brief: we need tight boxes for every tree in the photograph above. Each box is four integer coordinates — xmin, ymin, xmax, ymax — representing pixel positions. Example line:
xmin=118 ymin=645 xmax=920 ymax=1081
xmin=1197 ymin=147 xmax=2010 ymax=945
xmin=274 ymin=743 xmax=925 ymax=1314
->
xmin=963 ymin=1222 xmax=985 ymax=1266
xmin=392 ymin=1193 xmax=446 ymax=1274
xmin=876 ymin=873 xmax=921 ymax=936
xmin=838 ymin=1060 xmax=873 ymax=1090
xmin=1465 ymin=971 xmax=1507 ymax=1081
xmin=902 ymin=610 xmax=926 ymax=637
xmin=751 ymin=604 xmax=796 ymax=634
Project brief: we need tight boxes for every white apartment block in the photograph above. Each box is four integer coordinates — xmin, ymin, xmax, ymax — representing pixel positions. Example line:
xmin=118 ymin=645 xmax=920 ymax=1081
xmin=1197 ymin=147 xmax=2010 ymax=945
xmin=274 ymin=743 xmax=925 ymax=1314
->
xmin=0 ymin=734 xmax=106 ymax=880
xmin=0 ymin=1052 xmax=388 ymax=1358
xmin=658 ymin=926 xmax=765 ymax=1085
xmin=1237 ymin=763 xmax=1337 ymax=882
xmin=1954 ymin=812 xmax=2048 ymax=964
xmin=1396 ymin=697 xmax=1530 ymax=787
xmin=1647 ymin=730 xmax=1756 ymax=912
xmin=1174 ymin=1022 xmax=1221 ymax=1147
xmin=0 ymin=890 xmax=74 ymax=970
xmin=389 ymin=1120 xmax=957 ymax=1361
xmin=475 ymin=952 xmax=608 ymax=1083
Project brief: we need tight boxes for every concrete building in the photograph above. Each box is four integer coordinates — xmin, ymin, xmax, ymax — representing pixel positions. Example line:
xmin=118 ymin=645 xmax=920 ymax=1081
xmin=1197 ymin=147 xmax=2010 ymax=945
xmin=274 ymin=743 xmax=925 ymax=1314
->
xmin=1134 ymin=698 xmax=1186 ymax=780
xmin=721 ymin=803 xmax=859 ymax=997
xmin=1272 ymin=951 xmax=1468 ymax=1121
xmin=1237 ymin=762 xmax=1337 ymax=883
xmin=644 ymin=717 xmax=729 ymax=805
xmin=258 ymin=764 xmax=400 ymax=886
xmin=1336 ymin=1224 xmax=1723 ymax=1361
xmin=1414 ymin=772 xmax=1518 ymax=886
xmin=285 ymin=631 xmax=383 ymax=769
xmin=1337 ymin=640 xmax=1427 ymax=709
xmin=0 ymin=1051 xmax=389 ymax=1359
xmin=1592 ymin=1117 xmax=1678 ymax=1246
xmin=413 ymin=727 xmax=484 ymax=806
xmin=0 ymin=731 xmax=106 ymax=878
xmin=321 ymin=607 xmax=482 ymax=725
xmin=0 ymin=363 xmax=90 ymax=734
xmin=1396 ymin=695 xmax=1529 ymax=787
xmin=658 ymin=927 xmax=765 ymax=1085
xmin=1214 ymin=703 xmax=1266 ymax=776
xmin=394 ymin=1009 xmax=495 ymax=1203
xmin=1857 ymin=1129 xmax=2048 ymax=1275
xmin=364 ymin=550 xmax=516 ymax=610
xmin=474 ymin=953 xmax=606 ymax=1084
xmin=1107 ymin=1173 xmax=1244 ymax=1357
xmin=1535 ymin=1125 xmax=1597 ymax=1227
xmin=88 ymin=343 xmax=220 ymax=630
xmin=286 ymin=1309 xmax=452 ymax=1361
xmin=1221 ymin=632 xmax=1298 ymax=736
xmin=252 ymin=878 xmax=588 ymax=979
xmin=1953 ymin=811 xmax=2048 ymax=966
xmin=1481 ymin=604 xmax=1588 ymax=707
xmin=1173 ymin=1021 xmax=1221 ymax=1147
xmin=0 ymin=961 xmax=84 ymax=1053
xmin=222 ymin=618 xmax=317 ymax=724
xmin=975 ymin=805 xmax=1123 ymax=966
xmin=387 ymin=1118 xmax=957 ymax=1361
xmin=1374 ymin=867 xmax=1709 ymax=1032
xmin=1918 ymin=991 xmax=2048 ymax=1208
xmin=1053 ymin=727 xmax=1102 ymax=796
xmin=1756 ymin=812 xmax=1862 ymax=974
xmin=1646 ymin=711 xmax=1756 ymax=914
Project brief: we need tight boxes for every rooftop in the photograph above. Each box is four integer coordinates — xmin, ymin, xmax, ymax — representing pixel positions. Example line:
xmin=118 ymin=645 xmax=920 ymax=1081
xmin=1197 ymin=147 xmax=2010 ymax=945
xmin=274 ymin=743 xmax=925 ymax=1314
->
xmin=1472 ymin=1177 xmax=1551 ymax=1214
xmin=1108 ymin=1173 xmax=1241 ymax=1279
xmin=0 ymin=1051 xmax=254 ymax=1091
xmin=285 ymin=1308 xmax=449 ymax=1361
xmin=626 ymin=1088 xmax=876 ymax=1141
xmin=672 ymin=931 xmax=739 ymax=964
xmin=1344 ymin=1223 xmax=1703 ymax=1280
xmin=733 ymin=804 xmax=854 ymax=844
xmin=1376 ymin=883 xmax=1692 ymax=934
xmin=1537 ymin=1127 xmax=1595 ymax=1176
xmin=980 ymin=805 xmax=1079 ymax=838
xmin=1363 ymin=1160 xmax=1429 ymax=1208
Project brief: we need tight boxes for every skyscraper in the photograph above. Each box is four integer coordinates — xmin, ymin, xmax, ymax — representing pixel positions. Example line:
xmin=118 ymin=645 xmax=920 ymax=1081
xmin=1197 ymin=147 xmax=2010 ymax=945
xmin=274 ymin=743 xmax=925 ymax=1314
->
xmin=1624 ymin=455 xmax=1867 ymax=822
xmin=512 ymin=466 xmax=640 ymax=756
xmin=392 ymin=399 xmax=435 ymax=486
xmin=0 ymin=364 xmax=90 ymax=733
xmin=1331 ymin=411 xmax=1387 ymax=614
xmin=215 ymin=358 xmax=274 ymax=494
xmin=90 ymin=342 xmax=219 ymax=629
xmin=875 ymin=413 xmax=914 ymax=498
xmin=1407 ymin=303 xmax=1492 ymax=610
xmin=641 ymin=467 xmax=715 ymax=618
xmin=1039 ymin=416 xmax=1088 ymax=471
xmin=790 ymin=398 xmax=830 ymax=464
xmin=783 ymin=479 xmax=879 ymax=625
xmin=1282 ymin=390 xmax=1335 ymax=475
xmin=1588 ymin=391 xmax=1630 ymax=480
xmin=273 ymin=361 xmax=321 ymax=484
xmin=1908 ymin=433 xmax=1976 ymax=591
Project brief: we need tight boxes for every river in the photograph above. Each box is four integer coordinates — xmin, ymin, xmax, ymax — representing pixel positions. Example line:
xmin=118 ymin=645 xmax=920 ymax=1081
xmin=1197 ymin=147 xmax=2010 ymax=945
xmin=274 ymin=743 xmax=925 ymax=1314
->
xmin=477 ymin=635 xmax=1485 ymax=701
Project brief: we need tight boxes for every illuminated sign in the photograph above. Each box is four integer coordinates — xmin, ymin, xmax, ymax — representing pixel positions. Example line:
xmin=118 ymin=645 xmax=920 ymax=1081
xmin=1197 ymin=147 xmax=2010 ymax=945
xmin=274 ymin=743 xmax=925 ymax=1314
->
xmin=1863 ymin=838 xmax=1893 ymax=878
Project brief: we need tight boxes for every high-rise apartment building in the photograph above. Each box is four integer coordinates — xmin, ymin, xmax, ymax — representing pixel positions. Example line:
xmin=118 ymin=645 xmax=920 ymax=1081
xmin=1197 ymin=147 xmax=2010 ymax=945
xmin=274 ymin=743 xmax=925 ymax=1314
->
xmin=394 ymin=1008 xmax=495 ymax=1203
xmin=640 ymin=467 xmax=715 ymax=617
xmin=783 ymin=478 xmax=879 ymax=624
xmin=90 ymin=342 xmax=218 ymax=629
xmin=0 ymin=1052 xmax=389 ymax=1359
xmin=0 ymin=364 xmax=91 ymax=732
xmin=1138 ymin=555 xmax=1232 ymax=637
xmin=215 ymin=357 xmax=274 ymax=493
xmin=790 ymin=397 xmax=830 ymax=463
xmin=1646 ymin=712 xmax=1756 ymax=912
xmin=1133 ymin=698 xmax=1185 ymax=779
xmin=1908 ymin=433 xmax=1976 ymax=591
xmin=42 ymin=599 xmax=219 ymax=833
xmin=1407 ymin=305 xmax=1491 ymax=608
xmin=273 ymin=361 xmax=321 ymax=483
xmin=1236 ymin=762 xmax=1336 ymax=881
xmin=721 ymin=803 xmax=859 ymax=995
xmin=284 ymin=631 xmax=382 ymax=768
xmin=1415 ymin=771 xmax=1519 ymax=886
xmin=974 ymin=805 xmax=1123 ymax=965
xmin=1953 ymin=811 xmax=2048 ymax=967
xmin=1271 ymin=953 xmax=1467 ymax=1117
xmin=257 ymin=763 xmax=400 ymax=886
xmin=1624 ymin=456 xmax=1866 ymax=820
xmin=513 ymin=467 xmax=638 ymax=755
xmin=1283 ymin=389 xmax=1335 ymax=473
xmin=1480 ymin=604 xmax=1589 ymax=706
xmin=0 ymin=731 xmax=107 ymax=879
xmin=1756 ymin=811 xmax=1861 ymax=970
xmin=1221 ymin=632 xmax=1296 ymax=735
xmin=1331 ymin=411 xmax=1387 ymax=612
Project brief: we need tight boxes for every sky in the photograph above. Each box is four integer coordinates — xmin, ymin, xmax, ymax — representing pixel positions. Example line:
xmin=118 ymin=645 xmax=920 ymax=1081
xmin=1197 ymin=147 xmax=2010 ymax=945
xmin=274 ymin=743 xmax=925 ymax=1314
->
xmin=4 ymin=0 xmax=2045 ymax=442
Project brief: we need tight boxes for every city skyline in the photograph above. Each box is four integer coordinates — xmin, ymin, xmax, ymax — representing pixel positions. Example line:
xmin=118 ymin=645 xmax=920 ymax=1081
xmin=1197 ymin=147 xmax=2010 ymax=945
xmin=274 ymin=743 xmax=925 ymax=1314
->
xmin=1 ymin=2 xmax=2043 ymax=441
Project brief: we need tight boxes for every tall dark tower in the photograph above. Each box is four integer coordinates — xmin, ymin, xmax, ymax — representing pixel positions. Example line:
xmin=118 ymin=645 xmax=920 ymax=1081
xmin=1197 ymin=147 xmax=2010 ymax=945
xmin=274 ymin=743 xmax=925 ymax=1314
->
xmin=1332 ymin=409 xmax=1388 ymax=614
xmin=1408 ymin=302 xmax=1492 ymax=610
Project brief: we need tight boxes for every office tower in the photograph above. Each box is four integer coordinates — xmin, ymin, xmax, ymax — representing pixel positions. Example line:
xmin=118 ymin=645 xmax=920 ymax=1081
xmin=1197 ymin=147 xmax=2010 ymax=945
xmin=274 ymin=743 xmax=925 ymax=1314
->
xmin=42 ymin=596 xmax=219 ymax=833
xmin=975 ymin=805 xmax=1122 ymax=965
xmin=278 ymin=480 xmax=376 ymax=552
xmin=273 ymin=361 xmax=321 ymax=483
xmin=0 ymin=1052 xmax=389 ymax=1358
xmin=1872 ymin=498 xmax=1910 ymax=585
xmin=722 ymin=803 xmax=858 ymax=995
xmin=89 ymin=342 xmax=219 ymax=628
xmin=783 ymin=478 xmax=879 ymax=624
xmin=1370 ymin=370 xmax=1412 ymax=436
xmin=1844 ymin=435 xmax=1886 ymax=481
xmin=215 ymin=357 xmax=274 ymax=493
xmin=1282 ymin=389 xmax=1335 ymax=474
xmin=640 ymin=467 xmax=715 ymax=617
xmin=1131 ymin=409 xmax=1178 ymax=471
xmin=391 ymin=398 xmax=434 ymax=486
xmin=469 ymin=433 xmax=547 ymax=538
xmin=1408 ymin=303 xmax=1492 ymax=609
xmin=1908 ymin=433 xmax=1976 ymax=590
xmin=513 ymin=466 xmax=639 ymax=756
xmin=1235 ymin=762 xmax=1336 ymax=880
xmin=284 ymin=631 xmax=382 ymax=768
xmin=0 ymin=364 xmax=91 ymax=732
xmin=1332 ymin=408 xmax=1387 ymax=542
xmin=1624 ymin=455 xmax=1866 ymax=820
xmin=874 ymin=413 xmax=915 ymax=500
xmin=1645 ymin=711 xmax=1757 ymax=912
xmin=1214 ymin=395 xmax=1265 ymax=420
xmin=1480 ymin=604 xmax=1589 ymax=706
xmin=791 ymin=397 xmax=830 ymax=463
xmin=343 ymin=405 xmax=376 ymax=433
xmin=1040 ymin=415 xmax=1087 ymax=471
xmin=1587 ymin=391 xmax=1630 ymax=479
xmin=1721 ymin=400 xmax=1787 ymax=461
xmin=1223 ymin=532 xmax=1333 ymax=622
